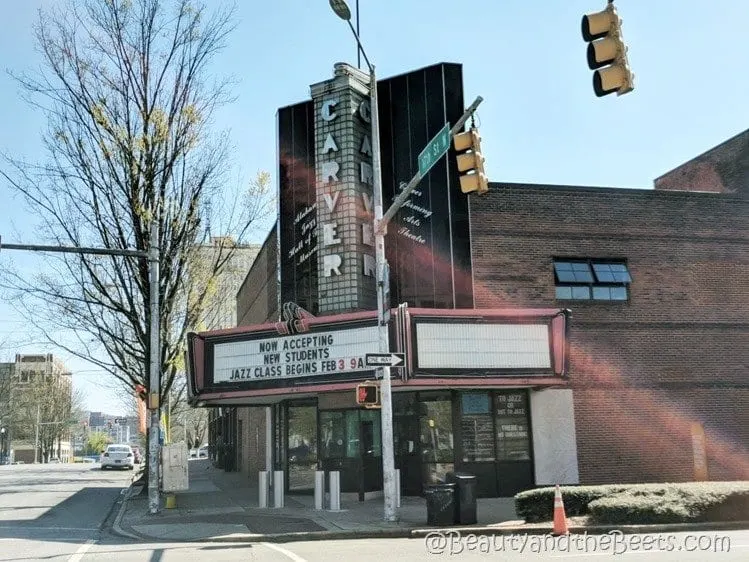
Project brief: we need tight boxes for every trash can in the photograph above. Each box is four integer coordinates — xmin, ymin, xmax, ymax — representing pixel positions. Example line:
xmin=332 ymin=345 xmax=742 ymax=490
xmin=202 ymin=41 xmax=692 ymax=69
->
xmin=424 ymin=482 xmax=457 ymax=526
xmin=446 ymin=472 xmax=477 ymax=525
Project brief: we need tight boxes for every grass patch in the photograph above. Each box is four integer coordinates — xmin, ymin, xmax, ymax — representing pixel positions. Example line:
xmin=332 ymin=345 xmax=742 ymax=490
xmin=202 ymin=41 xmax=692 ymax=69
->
xmin=515 ymin=482 xmax=749 ymax=524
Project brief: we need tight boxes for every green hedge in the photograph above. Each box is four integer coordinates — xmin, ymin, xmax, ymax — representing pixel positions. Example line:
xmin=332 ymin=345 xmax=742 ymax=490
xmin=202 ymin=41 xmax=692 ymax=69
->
xmin=515 ymin=482 xmax=749 ymax=524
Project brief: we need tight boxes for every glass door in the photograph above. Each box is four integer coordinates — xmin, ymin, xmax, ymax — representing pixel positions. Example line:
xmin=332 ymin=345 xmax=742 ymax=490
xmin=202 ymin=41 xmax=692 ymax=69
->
xmin=287 ymin=404 xmax=317 ymax=493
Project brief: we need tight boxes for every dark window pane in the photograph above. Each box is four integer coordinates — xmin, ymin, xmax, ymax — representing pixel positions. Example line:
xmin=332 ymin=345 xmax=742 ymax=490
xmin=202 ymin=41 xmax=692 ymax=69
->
xmin=592 ymin=286 xmax=611 ymax=300
xmin=495 ymin=391 xmax=531 ymax=461
xmin=610 ymin=264 xmax=632 ymax=283
xmin=556 ymin=286 xmax=573 ymax=300
xmin=462 ymin=392 xmax=490 ymax=414
xmin=571 ymin=286 xmax=590 ymax=299
xmin=420 ymin=400 xmax=454 ymax=463
xmin=571 ymin=263 xmax=594 ymax=282
xmin=320 ymin=411 xmax=345 ymax=458
xmin=592 ymin=263 xmax=616 ymax=282
xmin=610 ymin=286 xmax=628 ymax=300
xmin=554 ymin=262 xmax=577 ymax=282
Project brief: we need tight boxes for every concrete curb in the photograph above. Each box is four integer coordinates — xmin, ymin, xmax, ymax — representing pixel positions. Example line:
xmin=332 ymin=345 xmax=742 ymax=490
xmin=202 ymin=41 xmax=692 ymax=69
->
xmin=111 ymin=480 xmax=147 ymax=542
xmin=111 ymin=519 xmax=749 ymax=544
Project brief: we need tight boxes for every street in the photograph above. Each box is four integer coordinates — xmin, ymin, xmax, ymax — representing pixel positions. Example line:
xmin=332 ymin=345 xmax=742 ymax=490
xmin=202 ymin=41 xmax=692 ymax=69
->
xmin=1 ymin=462 xmax=748 ymax=561
xmin=0 ymin=462 xmax=130 ymax=561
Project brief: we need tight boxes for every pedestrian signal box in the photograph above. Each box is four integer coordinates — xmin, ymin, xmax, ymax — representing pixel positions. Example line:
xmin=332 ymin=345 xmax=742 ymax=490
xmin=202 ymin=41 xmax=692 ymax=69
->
xmin=356 ymin=382 xmax=380 ymax=408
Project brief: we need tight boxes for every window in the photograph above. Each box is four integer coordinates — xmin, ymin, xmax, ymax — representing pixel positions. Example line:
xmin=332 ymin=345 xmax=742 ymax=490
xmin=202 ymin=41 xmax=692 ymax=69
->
xmin=554 ymin=259 xmax=631 ymax=301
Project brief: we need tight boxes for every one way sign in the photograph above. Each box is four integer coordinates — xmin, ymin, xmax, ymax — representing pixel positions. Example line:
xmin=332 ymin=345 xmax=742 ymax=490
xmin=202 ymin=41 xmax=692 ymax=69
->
xmin=365 ymin=353 xmax=405 ymax=367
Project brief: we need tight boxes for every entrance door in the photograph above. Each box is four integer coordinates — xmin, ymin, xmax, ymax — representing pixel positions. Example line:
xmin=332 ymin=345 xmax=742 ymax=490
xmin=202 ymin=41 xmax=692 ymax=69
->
xmin=287 ymin=404 xmax=317 ymax=493
xmin=319 ymin=409 xmax=382 ymax=499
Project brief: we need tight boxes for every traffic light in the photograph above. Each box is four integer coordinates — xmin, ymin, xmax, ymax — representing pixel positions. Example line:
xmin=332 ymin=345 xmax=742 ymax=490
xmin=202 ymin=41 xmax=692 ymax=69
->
xmin=581 ymin=1 xmax=634 ymax=97
xmin=453 ymin=127 xmax=488 ymax=195
xmin=356 ymin=382 xmax=380 ymax=408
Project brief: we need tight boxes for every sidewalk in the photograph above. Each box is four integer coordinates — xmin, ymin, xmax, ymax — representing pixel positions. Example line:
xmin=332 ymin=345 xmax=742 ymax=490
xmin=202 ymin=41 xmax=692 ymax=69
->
xmin=114 ymin=459 xmax=520 ymax=542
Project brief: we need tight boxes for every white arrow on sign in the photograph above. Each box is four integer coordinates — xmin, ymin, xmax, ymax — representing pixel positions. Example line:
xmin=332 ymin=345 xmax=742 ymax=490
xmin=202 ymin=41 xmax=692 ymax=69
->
xmin=365 ymin=353 xmax=405 ymax=367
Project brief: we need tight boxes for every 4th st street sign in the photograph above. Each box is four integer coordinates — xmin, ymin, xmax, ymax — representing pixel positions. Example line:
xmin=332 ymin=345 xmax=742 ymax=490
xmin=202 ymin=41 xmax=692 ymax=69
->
xmin=365 ymin=353 xmax=405 ymax=367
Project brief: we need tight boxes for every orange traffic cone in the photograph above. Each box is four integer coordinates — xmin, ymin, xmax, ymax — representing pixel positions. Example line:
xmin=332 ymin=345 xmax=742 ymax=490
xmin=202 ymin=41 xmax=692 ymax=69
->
xmin=552 ymin=484 xmax=569 ymax=535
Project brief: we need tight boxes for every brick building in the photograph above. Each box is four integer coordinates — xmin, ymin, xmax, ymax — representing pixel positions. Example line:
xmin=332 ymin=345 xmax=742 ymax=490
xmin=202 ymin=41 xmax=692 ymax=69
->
xmin=187 ymin=61 xmax=749 ymax=497
xmin=470 ymin=181 xmax=749 ymax=484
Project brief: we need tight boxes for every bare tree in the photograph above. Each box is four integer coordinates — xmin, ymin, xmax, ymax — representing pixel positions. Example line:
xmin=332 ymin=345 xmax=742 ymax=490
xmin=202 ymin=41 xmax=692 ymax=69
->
xmin=0 ymin=0 xmax=271 ymax=471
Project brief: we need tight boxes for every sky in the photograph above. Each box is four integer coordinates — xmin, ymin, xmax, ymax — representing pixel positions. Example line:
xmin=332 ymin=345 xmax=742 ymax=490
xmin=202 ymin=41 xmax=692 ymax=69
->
xmin=1 ymin=0 xmax=748 ymax=415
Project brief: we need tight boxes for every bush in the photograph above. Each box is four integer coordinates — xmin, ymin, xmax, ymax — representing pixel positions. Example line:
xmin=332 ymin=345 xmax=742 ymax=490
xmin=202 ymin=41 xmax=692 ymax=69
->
xmin=515 ymin=485 xmax=630 ymax=522
xmin=515 ymin=482 xmax=749 ymax=525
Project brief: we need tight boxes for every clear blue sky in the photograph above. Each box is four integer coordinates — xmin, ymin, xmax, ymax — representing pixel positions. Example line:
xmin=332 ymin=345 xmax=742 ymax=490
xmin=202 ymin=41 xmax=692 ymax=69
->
xmin=1 ymin=0 xmax=748 ymax=414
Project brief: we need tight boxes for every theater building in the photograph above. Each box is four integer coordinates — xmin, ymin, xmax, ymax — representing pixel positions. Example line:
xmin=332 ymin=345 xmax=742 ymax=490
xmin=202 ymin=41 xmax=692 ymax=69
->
xmin=188 ymin=62 xmax=749 ymax=499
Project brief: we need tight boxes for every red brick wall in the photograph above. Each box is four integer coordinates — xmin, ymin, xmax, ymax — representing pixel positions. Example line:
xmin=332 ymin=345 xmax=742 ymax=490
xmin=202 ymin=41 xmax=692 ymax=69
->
xmin=470 ymin=183 xmax=749 ymax=484
xmin=237 ymin=226 xmax=279 ymax=326
xmin=654 ymin=129 xmax=749 ymax=198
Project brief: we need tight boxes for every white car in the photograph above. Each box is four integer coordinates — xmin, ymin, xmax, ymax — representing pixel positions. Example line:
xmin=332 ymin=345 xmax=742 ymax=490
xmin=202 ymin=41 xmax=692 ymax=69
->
xmin=101 ymin=444 xmax=134 ymax=470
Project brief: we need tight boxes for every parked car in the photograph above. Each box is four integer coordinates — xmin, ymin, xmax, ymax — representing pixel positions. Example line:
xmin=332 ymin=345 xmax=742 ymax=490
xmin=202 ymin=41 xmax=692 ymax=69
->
xmin=100 ymin=444 xmax=134 ymax=470
xmin=198 ymin=445 xmax=208 ymax=458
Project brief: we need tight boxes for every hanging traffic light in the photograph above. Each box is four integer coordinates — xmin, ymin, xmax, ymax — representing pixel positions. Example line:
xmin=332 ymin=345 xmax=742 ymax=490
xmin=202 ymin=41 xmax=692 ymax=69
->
xmin=582 ymin=1 xmax=634 ymax=97
xmin=356 ymin=382 xmax=380 ymax=408
xmin=453 ymin=127 xmax=488 ymax=195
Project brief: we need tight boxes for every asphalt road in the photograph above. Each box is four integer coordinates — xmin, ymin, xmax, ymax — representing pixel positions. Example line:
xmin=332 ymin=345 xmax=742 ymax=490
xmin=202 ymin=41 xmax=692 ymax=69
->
xmin=1 ymin=463 xmax=748 ymax=561
xmin=0 ymin=461 xmax=131 ymax=561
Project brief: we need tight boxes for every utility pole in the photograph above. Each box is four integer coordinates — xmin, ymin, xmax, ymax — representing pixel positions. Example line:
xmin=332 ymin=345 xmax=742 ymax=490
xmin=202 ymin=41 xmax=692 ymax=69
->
xmin=147 ymin=219 xmax=161 ymax=514
xmin=34 ymin=405 xmax=40 ymax=464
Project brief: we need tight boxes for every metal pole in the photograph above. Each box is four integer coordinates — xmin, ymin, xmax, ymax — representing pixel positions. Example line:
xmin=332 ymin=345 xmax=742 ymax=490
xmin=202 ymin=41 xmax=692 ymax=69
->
xmin=34 ymin=405 xmax=40 ymax=464
xmin=148 ymin=219 xmax=161 ymax=514
xmin=356 ymin=0 xmax=361 ymax=69
xmin=369 ymin=65 xmax=398 ymax=523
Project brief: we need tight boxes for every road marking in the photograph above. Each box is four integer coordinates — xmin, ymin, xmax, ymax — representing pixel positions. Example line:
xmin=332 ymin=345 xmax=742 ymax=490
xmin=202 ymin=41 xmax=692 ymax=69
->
xmin=260 ymin=542 xmax=308 ymax=562
xmin=67 ymin=539 xmax=95 ymax=562
xmin=0 ymin=526 xmax=98 ymax=531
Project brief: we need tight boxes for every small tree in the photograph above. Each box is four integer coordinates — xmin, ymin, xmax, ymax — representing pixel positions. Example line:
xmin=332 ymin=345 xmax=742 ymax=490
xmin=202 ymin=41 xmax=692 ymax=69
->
xmin=87 ymin=431 xmax=112 ymax=455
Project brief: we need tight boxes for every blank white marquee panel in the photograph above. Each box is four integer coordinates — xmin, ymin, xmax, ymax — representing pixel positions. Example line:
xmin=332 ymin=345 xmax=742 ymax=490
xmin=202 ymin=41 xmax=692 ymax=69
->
xmin=415 ymin=323 xmax=551 ymax=370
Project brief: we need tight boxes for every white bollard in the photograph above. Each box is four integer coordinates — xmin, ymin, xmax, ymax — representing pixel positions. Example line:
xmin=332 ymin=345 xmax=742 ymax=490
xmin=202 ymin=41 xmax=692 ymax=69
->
xmin=395 ymin=469 xmax=401 ymax=508
xmin=314 ymin=471 xmax=325 ymax=510
xmin=273 ymin=470 xmax=284 ymax=508
xmin=329 ymin=470 xmax=341 ymax=511
xmin=258 ymin=471 xmax=269 ymax=508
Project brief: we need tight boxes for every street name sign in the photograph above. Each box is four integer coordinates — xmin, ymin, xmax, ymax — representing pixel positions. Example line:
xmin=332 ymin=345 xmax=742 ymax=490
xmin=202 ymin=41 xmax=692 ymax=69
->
xmin=365 ymin=353 xmax=405 ymax=367
xmin=417 ymin=123 xmax=451 ymax=176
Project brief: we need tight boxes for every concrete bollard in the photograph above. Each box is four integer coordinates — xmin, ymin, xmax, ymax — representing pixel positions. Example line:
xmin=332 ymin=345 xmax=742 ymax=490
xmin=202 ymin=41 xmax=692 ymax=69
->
xmin=314 ymin=471 xmax=325 ymax=510
xmin=273 ymin=470 xmax=284 ymax=508
xmin=395 ymin=469 xmax=401 ymax=508
xmin=258 ymin=471 xmax=269 ymax=508
xmin=329 ymin=470 xmax=341 ymax=511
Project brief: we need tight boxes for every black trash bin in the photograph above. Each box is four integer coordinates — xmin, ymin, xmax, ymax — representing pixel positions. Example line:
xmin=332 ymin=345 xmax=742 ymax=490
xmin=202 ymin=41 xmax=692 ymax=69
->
xmin=446 ymin=472 xmax=477 ymax=525
xmin=424 ymin=482 xmax=457 ymax=526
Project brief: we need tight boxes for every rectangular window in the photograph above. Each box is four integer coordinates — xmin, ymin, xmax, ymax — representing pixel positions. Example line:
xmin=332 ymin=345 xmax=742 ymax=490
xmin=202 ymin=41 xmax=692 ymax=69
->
xmin=495 ymin=391 xmax=531 ymax=461
xmin=460 ymin=392 xmax=495 ymax=462
xmin=554 ymin=259 xmax=631 ymax=302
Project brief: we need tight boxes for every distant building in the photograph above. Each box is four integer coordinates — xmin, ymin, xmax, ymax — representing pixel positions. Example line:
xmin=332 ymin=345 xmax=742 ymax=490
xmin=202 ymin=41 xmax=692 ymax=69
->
xmin=10 ymin=354 xmax=73 ymax=463
xmin=190 ymin=237 xmax=261 ymax=331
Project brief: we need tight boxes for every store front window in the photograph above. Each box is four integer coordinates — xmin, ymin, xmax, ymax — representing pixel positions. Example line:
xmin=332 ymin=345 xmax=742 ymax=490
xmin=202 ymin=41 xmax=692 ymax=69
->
xmin=460 ymin=392 xmax=496 ymax=462
xmin=495 ymin=391 xmax=531 ymax=461
xmin=419 ymin=393 xmax=454 ymax=484
xmin=287 ymin=404 xmax=317 ymax=492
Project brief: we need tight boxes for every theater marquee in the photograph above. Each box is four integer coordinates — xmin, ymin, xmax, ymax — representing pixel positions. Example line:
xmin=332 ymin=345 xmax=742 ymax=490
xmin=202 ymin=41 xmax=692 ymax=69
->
xmin=212 ymin=326 xmax=379 ymax=384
